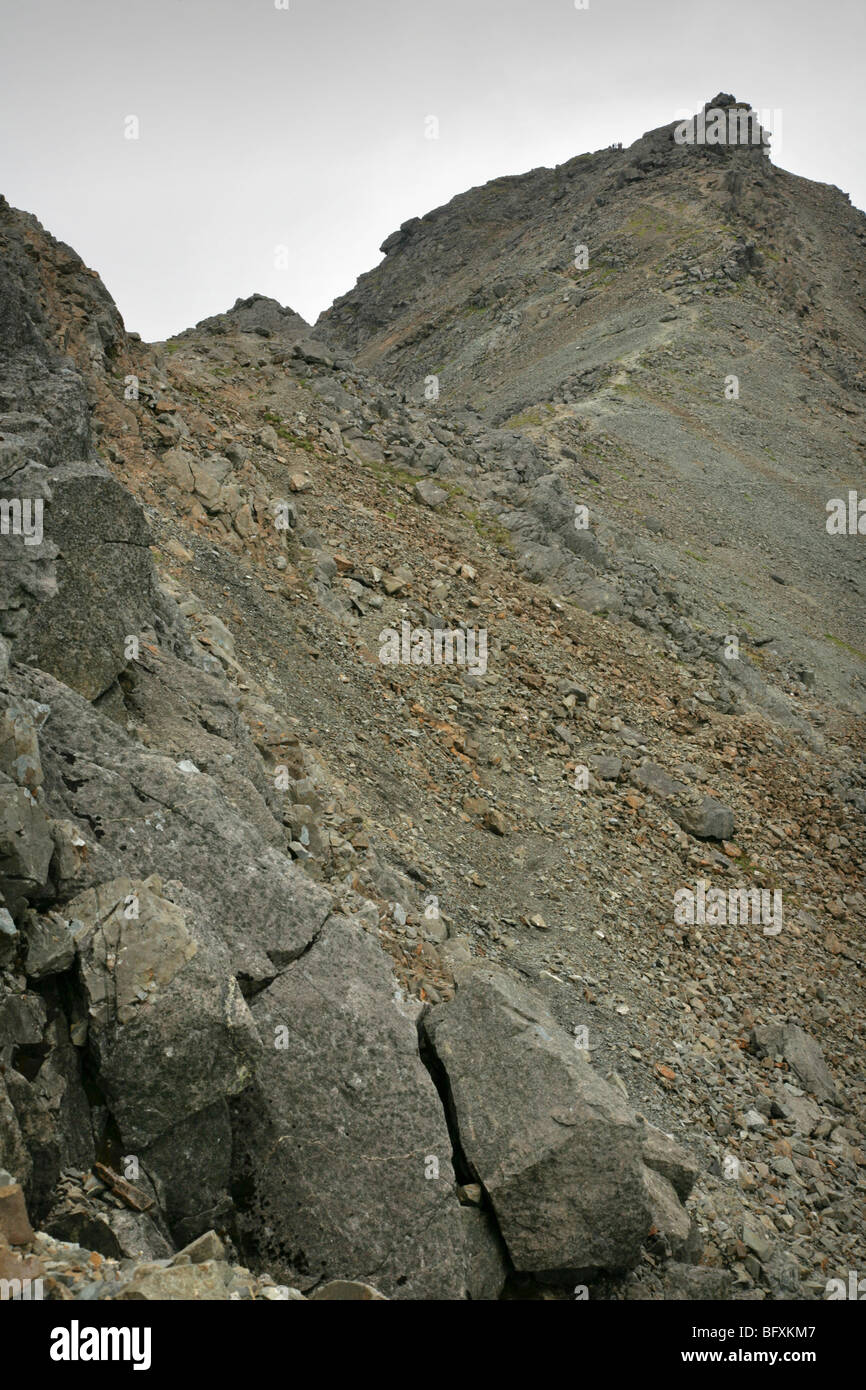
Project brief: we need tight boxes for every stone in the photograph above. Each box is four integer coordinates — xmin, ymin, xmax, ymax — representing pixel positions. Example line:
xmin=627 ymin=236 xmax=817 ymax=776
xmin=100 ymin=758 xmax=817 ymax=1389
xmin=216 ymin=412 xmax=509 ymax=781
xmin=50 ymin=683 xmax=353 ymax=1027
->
xmin=671 ymin=795 xmax=735 ymax=841
xmin=23 ymin=912 xmax=76 ymax=979
xmin=588 ymin=754 xmax=622 ymax=780
xmin=171 ymin=1229 xmax=225 ymax=1265
xmin=0 ymin=775 xmax=54 ymax=918
xmin=44 ymin=1203 xmax=172 ymax=1262
xmin=231 ymin=914 xmax=467 ymax=1300
xmin=117 ymin=1261 xmax=239 ymax=1301
xmin=0 ymin=703 xmax=43 ymax=794
xmin=308 ymin=1280 xmax=388 ymax=1300
xmin=751 ymin=1022 xmax=837 ymax=1103
xmin=660 ymin=1262 xmax=735 ymax=1300
xmin=461 ymin=1204 xmax=510 ymax=1300
xmin=482 ymin=807 xmax=510 ymax=835
xmin=12 ymin=465 xmax=168 ymax=702
xmin=69 ymin=876 xmax=261 ymax=1149
xmin=0 ymin=1075 xmax=31 ymax=1188
xmin=413 ymin=479 xmax=448 ymax=509
xmin=0 ymin=1180 xmax=34 ymax=1245
xmin=642 ymin=1167 xmax=700 ymax=1262
xmin=18 ymin=667 xmax=334 ymax=991
xmin=633 ymin=762 xmax=688 ymax=800
xmin=422 ymin=963 xmax=658 ymax=1276
xmin=639 ymin=1120 xmax=699 ymax=1201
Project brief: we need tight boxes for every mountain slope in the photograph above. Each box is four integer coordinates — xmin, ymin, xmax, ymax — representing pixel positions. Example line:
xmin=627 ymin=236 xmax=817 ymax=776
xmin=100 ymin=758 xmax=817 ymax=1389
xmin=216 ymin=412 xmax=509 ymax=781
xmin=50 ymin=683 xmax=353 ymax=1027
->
xmin=0 ymin=97 xmax=864 ymax=1301
xmin=317 ymin=94 xmax=866 ymax=716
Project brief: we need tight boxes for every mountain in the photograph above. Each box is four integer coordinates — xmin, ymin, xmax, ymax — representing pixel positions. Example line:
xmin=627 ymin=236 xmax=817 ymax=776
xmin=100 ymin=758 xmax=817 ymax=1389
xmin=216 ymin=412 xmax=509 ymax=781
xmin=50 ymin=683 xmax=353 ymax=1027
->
xmin=0 ymin=95 xmax=863 ymax=1302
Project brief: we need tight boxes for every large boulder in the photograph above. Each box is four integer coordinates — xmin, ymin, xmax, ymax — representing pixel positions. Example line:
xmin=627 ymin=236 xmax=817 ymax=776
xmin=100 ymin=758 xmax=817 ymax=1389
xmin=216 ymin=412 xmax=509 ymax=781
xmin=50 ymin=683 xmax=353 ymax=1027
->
xmin=12 ymin=463 xmax=168 ymax=701
xmin=231 ymin=914 xmax=470 ymax=1300
xmin=422 ymin=963 xmax=661 ymax=1277
xmin=69 ymin=876 xmax=261 ymax=1150
xmin=671 ymin=795 xmax=735 ymax=841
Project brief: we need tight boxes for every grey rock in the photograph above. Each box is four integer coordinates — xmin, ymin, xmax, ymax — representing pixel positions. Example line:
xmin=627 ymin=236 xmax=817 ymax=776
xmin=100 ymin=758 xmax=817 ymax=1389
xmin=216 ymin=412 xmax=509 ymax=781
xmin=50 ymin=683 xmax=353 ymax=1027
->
xmin=659 ymin=1262 xmax=736 ymax=1300
xmin=751 ymin=1022 xmax=837 ymax=1103
xmin=0 ymin=774 xmax=54 ymax=918
xmin=70 ymin=876 xmax=261 ymax=1149
xmin=15 ymin=666 xmax=333 ymax=990
xmin=632 ymin=762 xmax=688 ymax=800
xmin=0 ymin=1073 xmax=31 ymax=1188
xmin=0 ymin=703 xmax=43 ymax=794
xmin=588 ymin=754 xmax=622 ymax=781
xmin=671 ymin=795 xmax=735 ymax=841
xmin=461 ymin=1203 xmax=511 ymax=1300
xmin=413 ymin=479 xmax=448 ymax=509
xmin=45 ymin=1201 xmax=172 ymax=1262
xmin=642 ymin=1166 xmax=700 ymax=1262
xmin=23 ymin=912 xmax=76 ymax=979
xmin=639 ymin=1120 xmax=699 ymax=1201
xmin=232 ymin=914 xmax=467 ymax=1299
xmin=308 ymin=1280 xmax=388 ymax=1301
xmin=422 ymin=962 xmax=656 ymax=1276
xmin=171 ymin=1229 xmax=226 ymax=1265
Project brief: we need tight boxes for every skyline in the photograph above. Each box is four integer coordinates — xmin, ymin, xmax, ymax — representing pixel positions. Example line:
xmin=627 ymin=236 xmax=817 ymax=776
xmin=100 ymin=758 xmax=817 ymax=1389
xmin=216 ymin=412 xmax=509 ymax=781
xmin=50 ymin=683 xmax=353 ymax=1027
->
xmin=2 ymin=0 xmax=864 ymax=342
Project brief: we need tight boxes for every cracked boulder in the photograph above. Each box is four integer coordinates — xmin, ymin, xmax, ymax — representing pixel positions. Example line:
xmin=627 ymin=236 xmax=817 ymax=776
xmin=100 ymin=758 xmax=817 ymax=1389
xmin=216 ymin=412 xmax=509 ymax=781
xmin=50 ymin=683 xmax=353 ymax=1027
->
xmin=231 ymin=914 xmax=469 ymax=1299
xmin=422 ymin=963 xmax=694 ymax=1278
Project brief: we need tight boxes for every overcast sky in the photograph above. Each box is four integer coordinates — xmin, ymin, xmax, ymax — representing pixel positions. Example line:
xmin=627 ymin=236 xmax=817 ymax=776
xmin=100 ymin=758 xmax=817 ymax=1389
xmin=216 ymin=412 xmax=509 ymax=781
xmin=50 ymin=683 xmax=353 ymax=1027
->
xmin=1 ymin=0 xmax=864 ymax=342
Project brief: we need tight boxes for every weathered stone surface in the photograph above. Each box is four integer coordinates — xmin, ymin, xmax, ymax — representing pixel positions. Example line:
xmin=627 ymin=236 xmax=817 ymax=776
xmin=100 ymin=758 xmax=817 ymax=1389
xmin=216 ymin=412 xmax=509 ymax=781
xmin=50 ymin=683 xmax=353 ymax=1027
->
xmin=23 ymin=911 xmax=76 ymax=979
xmin=3 ymin=1017 xmax=95 ymax=1221
xmin=413 ymin=479 xmax=448 ymax=509
xmin=138 ymin=1101 xmax=235 ymax=1246
xmin=633 ymin=762 xmax=688 ymax=800
xmin=671 ymin=795 xmax=735 ymax=841
xmin=309 ymin=1280 xmax=388 ymax=1300
xmin=171 ymin=1229 xmax=225 ymax=1265
xmin=751 ymin=1022 xmax=837 ymax=1103
xmin=640 ymin=1120 xmax=700 ymax=1202
xmin=0 ymin=774 xmax=53 ymax=917
xmin=12 ymin=465 xmax=170 ymax=702
xmin=0 ymin=702 xmax=44 ymax=793
xmin=232 ymin=914 xmax=467 ymax=1300
xmin=116 ymin=1260 xmax=250 ymax=1301
xmin=461 ymin=1204 xmax=511 ymax=1300
xmin=0 ymin=1180 xmax=34 ymax=1244
xmin=422 ymin=963 xmax=656 ymax=1276
xmin=658 ymin=1262 xmax=736 ymax=1300
xmin=70 ymin=876 xmax=261 ymax=1150
xmin=17 ymin=666 xmax=332 ymax=990
xmin=642 ymin=1167 xmax=699 ymax=1262
xmin=0 ymin=989 xmax=46 ymax=1048
xmin=0 ymin=1075 xmax=32 ymax=1187
xmin=44 ymin=1202 xmax=172 ymax=1262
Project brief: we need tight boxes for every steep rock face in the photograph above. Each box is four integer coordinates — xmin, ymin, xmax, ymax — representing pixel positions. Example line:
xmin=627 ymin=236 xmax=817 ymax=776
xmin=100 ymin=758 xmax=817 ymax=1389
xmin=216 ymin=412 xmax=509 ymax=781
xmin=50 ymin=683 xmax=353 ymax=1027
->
xmin=0 ymin=196 xmax=180 ymax=698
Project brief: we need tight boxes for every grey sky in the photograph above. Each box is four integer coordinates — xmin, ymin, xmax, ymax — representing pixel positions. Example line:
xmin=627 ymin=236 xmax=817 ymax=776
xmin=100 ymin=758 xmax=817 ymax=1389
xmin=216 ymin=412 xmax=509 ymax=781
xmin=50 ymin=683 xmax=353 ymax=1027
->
xmin=1 ymin=0 xmax=863 ymax=342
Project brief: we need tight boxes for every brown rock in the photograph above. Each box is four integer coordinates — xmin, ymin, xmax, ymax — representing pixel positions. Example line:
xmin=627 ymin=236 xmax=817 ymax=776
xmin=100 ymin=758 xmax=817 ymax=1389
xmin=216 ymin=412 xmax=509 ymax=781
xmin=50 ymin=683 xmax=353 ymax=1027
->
xmin=0 ymin=1182 xmax=34 ymax=1246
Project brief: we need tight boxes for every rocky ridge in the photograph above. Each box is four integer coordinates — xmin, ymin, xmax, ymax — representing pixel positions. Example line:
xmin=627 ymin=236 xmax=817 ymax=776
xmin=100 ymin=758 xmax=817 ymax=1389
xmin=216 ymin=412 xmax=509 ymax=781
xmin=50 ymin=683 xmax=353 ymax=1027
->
xmin=0 ymin=95 xmax=864 ymax=1301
